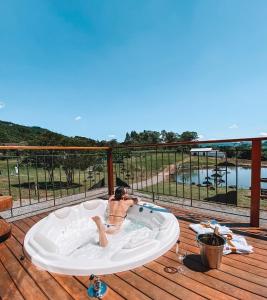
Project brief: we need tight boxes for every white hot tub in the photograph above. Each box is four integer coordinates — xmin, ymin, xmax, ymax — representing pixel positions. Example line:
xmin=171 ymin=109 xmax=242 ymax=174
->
xmin=24 ymin=200 xmax=180 ymax=275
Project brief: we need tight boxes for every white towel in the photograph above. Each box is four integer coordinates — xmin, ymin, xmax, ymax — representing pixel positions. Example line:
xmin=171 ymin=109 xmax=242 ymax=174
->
xmin=189 ymin=223 xmax=232 ymax=235
xmin=189 ymin=223 xmax=253 ymax=255
xmin=223 ymin=235 xmax=253 ymax=255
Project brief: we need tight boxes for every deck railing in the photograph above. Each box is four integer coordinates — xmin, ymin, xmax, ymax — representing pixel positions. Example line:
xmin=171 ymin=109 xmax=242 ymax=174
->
xmin=0 ymin=137 xmax=267 ymax=226
xmin=0 ymin=146 xmax=113 ymax=219
xmin=112 ymin=137 xmax=267 ymax=227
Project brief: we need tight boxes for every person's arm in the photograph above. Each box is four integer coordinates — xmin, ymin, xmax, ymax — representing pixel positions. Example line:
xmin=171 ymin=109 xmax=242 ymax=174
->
xmin=123 ymin=195 xmax=140 ymax=206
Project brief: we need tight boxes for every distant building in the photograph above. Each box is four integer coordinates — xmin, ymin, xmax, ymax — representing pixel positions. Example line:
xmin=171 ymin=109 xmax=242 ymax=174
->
xmin=190 ymin=148 xmax=226 ymax=158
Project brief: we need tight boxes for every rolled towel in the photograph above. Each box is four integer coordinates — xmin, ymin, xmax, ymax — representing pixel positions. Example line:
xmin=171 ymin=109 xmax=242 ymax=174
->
xmin=189 ymin=223 xmax=232 ymax=235
xmin=224 ymin=234 xmax=253 ymax=255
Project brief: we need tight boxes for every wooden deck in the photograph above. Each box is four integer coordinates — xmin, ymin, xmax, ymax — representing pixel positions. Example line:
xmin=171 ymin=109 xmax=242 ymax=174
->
xmin=1 ymin=207 xmax=267 ymax=300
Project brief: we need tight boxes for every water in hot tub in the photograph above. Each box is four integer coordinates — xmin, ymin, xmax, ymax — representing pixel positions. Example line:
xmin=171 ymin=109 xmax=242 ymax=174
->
xmin=53 ymin=217 xmax=159 ymax=259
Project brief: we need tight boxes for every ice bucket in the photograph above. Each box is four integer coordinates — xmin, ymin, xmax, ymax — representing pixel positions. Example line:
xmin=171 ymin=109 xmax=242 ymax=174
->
xmin=197 ymin=233 xmax=225 ymax=269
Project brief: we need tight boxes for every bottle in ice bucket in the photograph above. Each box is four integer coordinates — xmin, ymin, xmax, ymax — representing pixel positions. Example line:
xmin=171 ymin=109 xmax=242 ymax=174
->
xmin=197 ymin=225 xmax=226 ymax=269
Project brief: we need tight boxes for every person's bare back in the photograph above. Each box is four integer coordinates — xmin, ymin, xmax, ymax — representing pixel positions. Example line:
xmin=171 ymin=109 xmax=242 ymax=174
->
xmin=92 ymin=187 xmax=139 ymax=247
xmin=107 ymin=195 xmax=137 ymax=228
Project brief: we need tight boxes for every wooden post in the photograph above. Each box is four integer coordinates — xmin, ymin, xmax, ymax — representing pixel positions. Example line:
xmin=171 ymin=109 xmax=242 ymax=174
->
xmin=250 ymin=139 xmax=261 ymax=227
xmin=107 ymin=149 xmax=114 ymax=196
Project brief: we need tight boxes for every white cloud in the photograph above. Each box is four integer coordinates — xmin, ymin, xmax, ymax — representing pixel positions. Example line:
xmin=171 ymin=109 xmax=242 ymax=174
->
xmin=198 ymin=134 xmax=205 ymax=140
xmin=108 ymin=134 xmax=116 ymax=139
xmin=0 ymin=101 xmax=5 ymax=109
xmin=229 ymin=124 xmax=238 ymax=129
xmin=259 ymin=132 xmax=267 ymax=136
xmin=74 ymin=116 xmax=82 ymax=121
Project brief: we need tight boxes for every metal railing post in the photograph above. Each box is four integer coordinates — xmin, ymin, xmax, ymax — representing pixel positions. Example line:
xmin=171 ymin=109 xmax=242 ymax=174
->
xmin=107 ymin=149 xmax=114 ymax=196
xmin=250 ymin=139 xmax=261 ymax=227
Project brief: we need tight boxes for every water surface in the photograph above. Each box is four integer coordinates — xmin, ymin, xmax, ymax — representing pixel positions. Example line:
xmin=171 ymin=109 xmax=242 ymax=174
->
xmin=176 ymin=167 xmax=267 ymax=189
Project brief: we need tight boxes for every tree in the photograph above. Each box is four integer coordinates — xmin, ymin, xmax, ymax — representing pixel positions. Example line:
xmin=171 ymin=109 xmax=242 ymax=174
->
xmin=20 ymin=131 xmax=63 ymax=183
xmin=130 ymin=131 xmax=139 ymax=143
xmin=138 ymin=131 xmax=161 ymax=144
xmin=161 ymin=130 xmax=179 ymax=143
xmin=124 ymin=132 xmax=131 ymax=144
xmin=58 ymin=137 xmax=94 ymax=185
xmin=123 ymin=130 xmax=199 ymax=144
xmin=179 ymin=131 xmax=198 ymax=141
xmin=107 ymin=139 xmax=118 ymax=147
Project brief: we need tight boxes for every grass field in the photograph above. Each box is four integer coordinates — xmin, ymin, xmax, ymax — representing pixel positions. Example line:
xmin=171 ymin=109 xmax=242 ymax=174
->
xmin=0 ymin=151 xmax=263 ymax=210
xmin=138 ymin=181 xmax=257 ymax=208
xmin=0 ymin=157 xmax=107 ymax=201
xmin=114 ymin=151 xmax=225 ymax=184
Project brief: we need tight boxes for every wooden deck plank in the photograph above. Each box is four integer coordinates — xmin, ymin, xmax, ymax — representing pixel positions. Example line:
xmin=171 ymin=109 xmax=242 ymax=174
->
xmin=0 ymin=243 xmax=48 ymax=300
xmin=167 ymin=247 xmax=267 ymax=298
xmin=0 ymin=206 xmax=266 ymax=300
xmin=145 ymin=260 xmax=236 ymax=300
xmin=0 ymin=258 xmax=24 ymax=300
xmin=131 ymin=265 xmax=205 ymax=300
xmin=102 ymin=274 xmax=150 ymax=300
xmin=155 ymin=255 xmax=239 ymax=300
xmin=50 ymin=274 xmax=89 ymax=300
xmin=5 ymin=235 xmax=74 ymax=300
xmin=22 ymin=217 xmax=36 ymax=228
xmin=116 ymin=270 xmax=179 ymax=300
xmin=13 ymin=219 xmax=31 ymax=234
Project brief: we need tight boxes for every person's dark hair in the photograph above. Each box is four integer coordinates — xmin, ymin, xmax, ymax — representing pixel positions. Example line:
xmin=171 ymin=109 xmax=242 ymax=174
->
xmin=114 ymin=186 xmax=126 ymax=200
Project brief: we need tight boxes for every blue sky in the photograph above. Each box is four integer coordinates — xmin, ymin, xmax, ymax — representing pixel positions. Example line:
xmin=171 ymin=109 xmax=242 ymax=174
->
xmin=0 ymin=0 xmax=267 ymax=142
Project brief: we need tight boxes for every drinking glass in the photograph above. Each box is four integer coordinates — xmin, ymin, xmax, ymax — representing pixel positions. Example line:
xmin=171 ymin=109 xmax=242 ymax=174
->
xmin=175 ymin=242 xmax=187 ymax=274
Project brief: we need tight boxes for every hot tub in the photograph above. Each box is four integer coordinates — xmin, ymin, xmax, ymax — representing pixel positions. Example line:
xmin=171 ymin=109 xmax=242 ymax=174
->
xmin=24 ymin=200 xmax=180 ymax=275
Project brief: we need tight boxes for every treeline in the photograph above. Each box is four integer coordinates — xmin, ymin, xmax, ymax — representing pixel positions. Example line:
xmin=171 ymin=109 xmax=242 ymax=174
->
xmin=0 ymin=120 xmax=199 ymax=147
xmin=217 ymin=145 xmax=267 ymax=161
xmin=124 ymin=130 xmax=198 ymax=144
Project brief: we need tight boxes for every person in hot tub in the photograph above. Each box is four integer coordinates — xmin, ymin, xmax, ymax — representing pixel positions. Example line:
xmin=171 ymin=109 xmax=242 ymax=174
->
xmin=92 ymin=186 xmax=140 ymax=247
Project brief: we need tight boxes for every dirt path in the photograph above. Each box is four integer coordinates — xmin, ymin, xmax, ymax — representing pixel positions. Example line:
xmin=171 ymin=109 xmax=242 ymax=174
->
xmin=132 ymin=159 xmax=190 ymax=189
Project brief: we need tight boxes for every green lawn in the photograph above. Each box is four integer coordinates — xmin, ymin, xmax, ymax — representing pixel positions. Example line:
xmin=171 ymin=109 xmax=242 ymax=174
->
xmin=115 ymin=151 xmax=226 ymax=186
xmin=0 ymin=158 xmax=107 ymax=201
xmin=137 ymin=181 xmax=257 ymax=208
xmin=0 ymin=153 xmax=262 ymax=210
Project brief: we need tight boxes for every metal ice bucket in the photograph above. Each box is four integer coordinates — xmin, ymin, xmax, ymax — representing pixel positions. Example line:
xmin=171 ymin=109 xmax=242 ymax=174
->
xmin=197 ymin=233 xmax=226 ymax=269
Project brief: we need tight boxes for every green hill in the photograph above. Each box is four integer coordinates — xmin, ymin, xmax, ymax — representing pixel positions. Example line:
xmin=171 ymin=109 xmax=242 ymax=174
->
xmin=0 ymin=120 xmax=98 ymax=146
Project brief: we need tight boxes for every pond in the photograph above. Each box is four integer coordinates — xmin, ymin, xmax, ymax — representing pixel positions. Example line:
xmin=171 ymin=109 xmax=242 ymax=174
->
xmin=176 ymin=167 xmax=267 ymax=189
